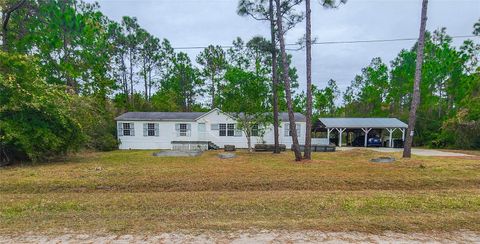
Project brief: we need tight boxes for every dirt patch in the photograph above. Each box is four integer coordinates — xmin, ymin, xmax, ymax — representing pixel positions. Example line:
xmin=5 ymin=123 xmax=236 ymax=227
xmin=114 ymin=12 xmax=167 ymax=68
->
xmin=1 ymin=230 xmax=479 ymax=243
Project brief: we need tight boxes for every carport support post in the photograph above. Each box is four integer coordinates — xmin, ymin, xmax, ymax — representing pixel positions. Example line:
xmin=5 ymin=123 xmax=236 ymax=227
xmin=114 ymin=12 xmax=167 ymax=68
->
xmin=327 ymin=128 xmax=334 ymax=144
xmin=386 ymin=128 xmax=397 ymax=148
xmin=335 ymin=128 xmax=346 ymax=147
xmin=401 ymin=128 xmax=405 ymax=142
xmin=361 ymin=128 xmax=372 ymax=147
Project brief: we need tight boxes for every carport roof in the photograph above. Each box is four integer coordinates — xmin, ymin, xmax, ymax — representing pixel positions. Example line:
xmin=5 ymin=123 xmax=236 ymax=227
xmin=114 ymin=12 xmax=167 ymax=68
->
xmin=318 ymin=118 xmax=407 ymax=129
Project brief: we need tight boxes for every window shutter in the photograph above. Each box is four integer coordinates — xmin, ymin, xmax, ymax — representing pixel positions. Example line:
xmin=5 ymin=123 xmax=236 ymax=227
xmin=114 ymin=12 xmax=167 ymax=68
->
xmin=175 ymin=123 xmax=180 ymax=131
xmin=186 ymin=124 xmax=191 ymax=137
xmin=154 ymin=123 xmax=159 ymax=136
xmin=296 ymin=123 xmax=301 ymax=135
xmin=284 ymin=123 xmax=289 ymax=137
xmin=211 ymin=123 xmax=219 ymax=130
xmin=117 ymin=122 xmax=123 ymax=137
xmin=130 ymin=122 xmax=135 ymax=136
xmin=143 ymin=123 xmax=147 ymax=137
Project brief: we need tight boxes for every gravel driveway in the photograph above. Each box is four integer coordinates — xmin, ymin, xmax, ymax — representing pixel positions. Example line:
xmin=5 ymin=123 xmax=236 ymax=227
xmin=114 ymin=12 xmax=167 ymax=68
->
xmin=337 ymin=147 xmax=474 ymax=157
xmin=1 ymin=231 xmax=479 ymax=243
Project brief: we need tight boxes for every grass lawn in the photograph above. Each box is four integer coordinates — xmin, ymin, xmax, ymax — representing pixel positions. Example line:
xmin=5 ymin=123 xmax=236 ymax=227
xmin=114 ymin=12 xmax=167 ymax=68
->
xmin=0 ymin=149 xmax=479 ymax=234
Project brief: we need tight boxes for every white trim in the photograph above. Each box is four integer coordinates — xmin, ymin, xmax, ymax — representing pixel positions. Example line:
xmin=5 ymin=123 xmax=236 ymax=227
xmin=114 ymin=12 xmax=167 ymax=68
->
xmin=327 ymin=128 xmax=334 ymax=143
xmin=361 ymin=128 xmax=372 ymax=147
xmin=335 ymin=128 xmax=346 ymax=147
xmin=386 ymin=128 xmax=397 ymax=148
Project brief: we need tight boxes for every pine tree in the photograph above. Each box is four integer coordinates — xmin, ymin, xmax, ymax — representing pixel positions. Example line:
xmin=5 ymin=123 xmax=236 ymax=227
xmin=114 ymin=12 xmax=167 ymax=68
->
xmin=403 ymin=0 xmax=429 ymax=158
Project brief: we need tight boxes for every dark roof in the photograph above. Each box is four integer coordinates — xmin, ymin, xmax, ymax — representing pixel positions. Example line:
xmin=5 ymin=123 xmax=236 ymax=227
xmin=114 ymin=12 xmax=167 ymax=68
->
xmin=229 ymin=112 xmax=305 ymax=122
xmin=317 ymin=118 xmax=407 ymax=128
xmin=115 ymin=110 xmax=306 ymax=122
xmin=280 ymin=112 xmax=306 ymax=122
xmin=115 ymin=112 xmax=205 ymax=121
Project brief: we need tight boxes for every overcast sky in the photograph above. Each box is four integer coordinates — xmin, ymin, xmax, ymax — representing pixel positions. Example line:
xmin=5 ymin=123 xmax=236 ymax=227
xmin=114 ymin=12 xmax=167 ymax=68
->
xmin=87 ymin=0 xmax=479 ymax=95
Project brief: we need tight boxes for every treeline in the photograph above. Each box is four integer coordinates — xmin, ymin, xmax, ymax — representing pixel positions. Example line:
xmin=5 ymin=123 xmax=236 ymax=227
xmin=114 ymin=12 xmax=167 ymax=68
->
xmin=0 ymin=0 xmax=479 ymax=164
xmin=1 ymin=0 xmax=302 ymax=163
xmin=297 ymin=29 xmax=480 ymax=149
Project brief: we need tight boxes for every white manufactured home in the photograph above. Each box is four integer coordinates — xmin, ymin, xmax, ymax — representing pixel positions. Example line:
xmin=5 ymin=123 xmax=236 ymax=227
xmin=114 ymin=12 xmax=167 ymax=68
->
xmin=115 ymin=108 xmax=307 ymax=150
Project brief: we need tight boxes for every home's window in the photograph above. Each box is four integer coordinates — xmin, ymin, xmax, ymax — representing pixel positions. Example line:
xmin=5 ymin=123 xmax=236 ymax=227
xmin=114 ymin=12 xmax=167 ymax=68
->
xmin=219 ymin=123 xmax=236 ymax=137
xmin=227 ymin=124 xmax=235 ymax=136
xmin=179 ymin=123 xmax=188 ymax=136
xmin=123 ymin=123 xmax=131 ymax=136
xmin=251 ymin=124 xmax=259 ymax=137
xmin=219 ymin=123 xmax=226 ymax=136
xmin=147 ymin=123 xmax=155 ymax=136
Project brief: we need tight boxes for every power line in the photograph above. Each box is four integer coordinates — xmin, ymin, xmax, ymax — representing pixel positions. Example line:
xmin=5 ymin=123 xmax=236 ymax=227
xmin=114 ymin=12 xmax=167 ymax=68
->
xmin=312 ymin=35 xmax=475 ymax=45
xmin=172 ymin=35 xmax=477 ymax=50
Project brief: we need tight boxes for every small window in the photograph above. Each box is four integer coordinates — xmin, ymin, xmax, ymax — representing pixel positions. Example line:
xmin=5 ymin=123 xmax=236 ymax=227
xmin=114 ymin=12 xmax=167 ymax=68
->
xmin=175 ymin=123 xmax=190 ymax=137
xmin=227 ymin=124 xmax=235 ymax=136
xmin=147 ymin=123 xmax=155 ymax=136
xmin=179 ymin=123 xmax=188 ymax=136
xmin=123 ymin=123 xmax=131 ymax=136
xmin=219 ymin=123 xmax=226 ymax=136
xmin=251 ymin=124 xmax=259 ymax=137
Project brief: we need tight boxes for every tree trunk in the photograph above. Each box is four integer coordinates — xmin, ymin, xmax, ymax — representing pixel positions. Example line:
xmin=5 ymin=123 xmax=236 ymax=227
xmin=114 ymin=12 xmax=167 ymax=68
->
xmin=121 ymin=56 xmax=129 ymax=103
xmin=129 ymin=50 xmax=134 ymax=106
xmin=269 ymin=0 xmax=280 ymax=154
xmin=1 ymin=0 xmax=27 ymax=51
xmin=180 ymin=68 xmax=187 ymax=112
xmin=143 ymin=62 xmax=148 ymax=100
xmin=211 ymin=73 xmax=216 ymax=109
xmin=60 ymin=1 xmax=76 ymax=93
xmin=304 ymin=0 xmax=313 ymax=160
xmin=275 ymin=0 xmax=302 ymax=161
xmin=438 ymin=82 xmax=442 ymax=118
xmin=1 ymin=10 xmax=7 ymax=51
xmin=403 ymin=0 xmax=429 ymax=158
xmin=246 ymin=130 xmax=252 ymax=153
xmin=148 ymin=70 xmax=152 ymax=100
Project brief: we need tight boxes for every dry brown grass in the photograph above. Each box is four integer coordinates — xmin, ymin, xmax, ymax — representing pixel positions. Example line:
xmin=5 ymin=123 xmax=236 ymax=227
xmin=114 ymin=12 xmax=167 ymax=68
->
xmin=0 ymin=149 xmax=479 ymax=234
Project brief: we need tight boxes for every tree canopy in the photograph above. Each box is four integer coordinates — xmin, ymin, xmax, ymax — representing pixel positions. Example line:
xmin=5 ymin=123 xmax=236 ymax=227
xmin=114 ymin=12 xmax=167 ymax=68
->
xmin=0 ymin=0 xmax=478 ymax=164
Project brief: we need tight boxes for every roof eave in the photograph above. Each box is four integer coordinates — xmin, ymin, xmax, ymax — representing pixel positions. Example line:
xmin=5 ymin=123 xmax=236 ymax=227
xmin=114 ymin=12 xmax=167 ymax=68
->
xmin=114 ymin=118 xmax=196 ymax=122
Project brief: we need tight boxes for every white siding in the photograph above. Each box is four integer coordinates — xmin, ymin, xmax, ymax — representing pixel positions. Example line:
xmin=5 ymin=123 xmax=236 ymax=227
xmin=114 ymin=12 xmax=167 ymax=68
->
xmin=118 ymin=121 xmax=198 ymax=150
xmin=117 ymin=110 xmax=307 ymax=149
xmin=197 ymin=110 xmax=262 ymax=148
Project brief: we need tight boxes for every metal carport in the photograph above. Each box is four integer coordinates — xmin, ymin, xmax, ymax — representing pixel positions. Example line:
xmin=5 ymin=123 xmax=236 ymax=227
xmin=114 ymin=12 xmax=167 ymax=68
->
xmin=314 ymin=118 xmax=408 ymax=147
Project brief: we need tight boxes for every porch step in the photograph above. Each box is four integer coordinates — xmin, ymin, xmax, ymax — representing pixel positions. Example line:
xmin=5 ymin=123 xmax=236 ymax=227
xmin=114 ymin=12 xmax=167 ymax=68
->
xmin=208 ymin=141 xmax=219 ymax=150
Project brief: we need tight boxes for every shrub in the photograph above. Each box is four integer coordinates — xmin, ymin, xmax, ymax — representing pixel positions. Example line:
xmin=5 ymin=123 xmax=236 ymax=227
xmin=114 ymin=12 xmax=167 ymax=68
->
xmin=0 ymin=52 xmax=84 ymax=163
xmin=440 ymin=109 xmax=480 ymax=149
xmin=69 ymin=96 xmax=118 ymax=151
